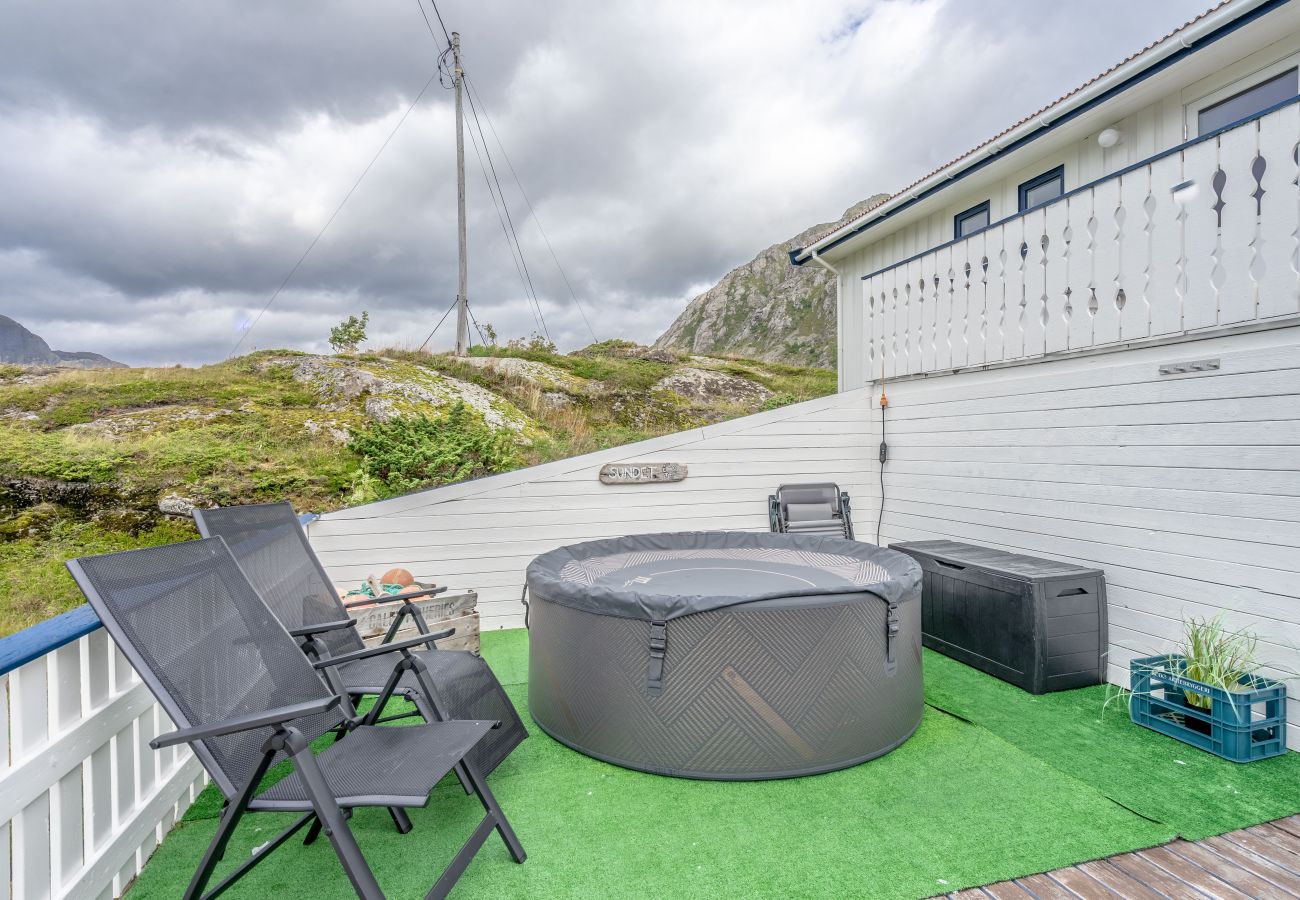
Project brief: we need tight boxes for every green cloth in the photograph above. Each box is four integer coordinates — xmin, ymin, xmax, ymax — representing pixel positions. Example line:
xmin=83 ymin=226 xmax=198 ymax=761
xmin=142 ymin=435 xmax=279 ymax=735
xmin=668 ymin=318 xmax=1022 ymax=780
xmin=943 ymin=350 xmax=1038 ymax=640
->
xmin=125 ymin=633 xmax=1299 ymax=899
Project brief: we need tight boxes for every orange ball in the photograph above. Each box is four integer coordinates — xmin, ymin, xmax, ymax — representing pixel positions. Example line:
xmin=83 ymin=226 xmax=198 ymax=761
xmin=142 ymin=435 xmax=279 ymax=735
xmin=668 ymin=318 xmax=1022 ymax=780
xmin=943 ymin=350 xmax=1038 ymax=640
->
xmin=381 ymin=568 xmax=414 ymax=587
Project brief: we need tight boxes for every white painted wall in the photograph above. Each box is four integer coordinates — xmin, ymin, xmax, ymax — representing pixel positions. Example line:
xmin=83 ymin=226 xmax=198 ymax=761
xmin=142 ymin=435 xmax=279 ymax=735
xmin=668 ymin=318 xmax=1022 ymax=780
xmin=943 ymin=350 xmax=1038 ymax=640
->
xmin=871 ymin=325 xmax=1300 ymax=750
xmin=309 ymin=389 xmax=878 ymax=632
xmin=0 ymin=630 xmax=207 ymax=900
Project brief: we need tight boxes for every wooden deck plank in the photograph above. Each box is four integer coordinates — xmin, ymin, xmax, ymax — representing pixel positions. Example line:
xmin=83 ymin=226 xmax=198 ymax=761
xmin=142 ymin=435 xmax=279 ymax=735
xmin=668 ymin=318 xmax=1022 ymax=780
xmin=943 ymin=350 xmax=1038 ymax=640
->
xmin=1255 ymin=823 xmax=1300 ymax=857
xmin=1044 ymin=866 xmax=1124 ymax=899
xmin=1109 ymin=849 xmax=1217 ymax=898
xmin=1227 ymin=827 xmax=1300 ymax=870
xmin=1142 ymin=844 xmax=1256 ymax=900
xmin=960 ymin=817 xmax=1300 ymax=900
xmin=1171 ymin=840 xmax=1296 ymax=900
xmin=1074 ymin=859 xmax=1169 ymax=900
xmin=1014 ymin=873 xmax=1077 ymax=899
xmin=1201 ymin=835 xmax=1300 ymax=893
xmin=1271 ymin=817 xmax=1300 ymax=842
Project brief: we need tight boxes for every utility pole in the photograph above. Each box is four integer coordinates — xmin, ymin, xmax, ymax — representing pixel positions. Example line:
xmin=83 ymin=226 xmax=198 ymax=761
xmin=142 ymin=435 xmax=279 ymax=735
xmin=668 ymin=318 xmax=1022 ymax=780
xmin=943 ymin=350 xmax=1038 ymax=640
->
xmin=452 ymin=31 xmax=469 ymax=356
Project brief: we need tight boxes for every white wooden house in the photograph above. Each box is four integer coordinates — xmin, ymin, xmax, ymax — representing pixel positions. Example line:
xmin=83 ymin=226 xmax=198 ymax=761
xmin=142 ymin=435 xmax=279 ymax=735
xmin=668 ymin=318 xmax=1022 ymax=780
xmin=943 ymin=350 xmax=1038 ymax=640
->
xmin=3 ymin=2 xmax=1300 ymax=896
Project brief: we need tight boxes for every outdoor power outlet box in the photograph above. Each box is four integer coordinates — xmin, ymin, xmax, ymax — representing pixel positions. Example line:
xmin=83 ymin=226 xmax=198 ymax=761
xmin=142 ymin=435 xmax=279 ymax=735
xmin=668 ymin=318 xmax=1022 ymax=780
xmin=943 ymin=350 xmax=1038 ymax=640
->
xmin=888 ymin=540 xmax=1107 ymax=694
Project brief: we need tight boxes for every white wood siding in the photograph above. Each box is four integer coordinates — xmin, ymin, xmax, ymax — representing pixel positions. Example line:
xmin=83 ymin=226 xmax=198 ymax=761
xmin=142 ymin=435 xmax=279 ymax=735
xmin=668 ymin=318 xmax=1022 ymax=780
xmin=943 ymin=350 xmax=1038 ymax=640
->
xmin=0 ymin=631 xmax=207 ymax=900
xmin=309 ymin=389 xmax=878 ymax=632
xmin=872 ymin=326 xmax=1300 ymax=750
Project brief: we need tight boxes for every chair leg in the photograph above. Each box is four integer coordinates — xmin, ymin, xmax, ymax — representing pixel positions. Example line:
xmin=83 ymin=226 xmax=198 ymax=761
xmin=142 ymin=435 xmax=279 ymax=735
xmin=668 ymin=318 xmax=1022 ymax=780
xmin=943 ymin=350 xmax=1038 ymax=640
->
xmin=388 ymin=807 xmax=413 ymax=834
xmin=424 ymin=758 xmax=526 ymax=900
xmin=283 ymin=728 xmax=385 ymax=900
xmin=458 ymin=760 xmax=526 ymax=863
xmin=183 ymin=745 xmax=278 ymax=900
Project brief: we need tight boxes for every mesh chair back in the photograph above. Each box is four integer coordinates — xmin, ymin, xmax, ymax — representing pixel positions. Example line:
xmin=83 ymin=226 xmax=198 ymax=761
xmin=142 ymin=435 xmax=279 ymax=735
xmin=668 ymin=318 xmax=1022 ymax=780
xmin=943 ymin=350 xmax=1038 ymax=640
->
xmin=69 ymin=538 xmax=345 ymax=798
xmin=194 ymin=502 xmax=365 ymax=660
xmin=773 ymin=483 xmax=852 ymax=538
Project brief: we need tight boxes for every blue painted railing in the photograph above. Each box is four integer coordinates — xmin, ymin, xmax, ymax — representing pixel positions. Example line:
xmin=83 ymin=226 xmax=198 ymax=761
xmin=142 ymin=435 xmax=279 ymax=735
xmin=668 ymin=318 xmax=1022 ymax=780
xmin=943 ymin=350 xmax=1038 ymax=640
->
xmin=0 ymin=511 xmax=319 ymax=677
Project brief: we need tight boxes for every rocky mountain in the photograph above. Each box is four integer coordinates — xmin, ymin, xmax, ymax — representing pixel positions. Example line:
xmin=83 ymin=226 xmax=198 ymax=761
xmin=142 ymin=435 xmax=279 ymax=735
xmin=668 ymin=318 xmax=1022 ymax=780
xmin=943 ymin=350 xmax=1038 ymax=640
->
xmin=655 ymin=194 xmax=888 ymax=367
xmin=0 ymin=315 xmax=126 ymax=369
xmin=0 ymin=342 xmax=834 ymax=634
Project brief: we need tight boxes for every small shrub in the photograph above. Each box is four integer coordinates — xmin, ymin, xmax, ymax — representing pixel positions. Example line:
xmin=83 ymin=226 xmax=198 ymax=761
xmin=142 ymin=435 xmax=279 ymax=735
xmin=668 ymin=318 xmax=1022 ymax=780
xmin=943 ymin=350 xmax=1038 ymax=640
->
xmin=505 ymin=332 xmax=557 ymax=354
xmin=329 ymin=311 xmax=369 ymax=353
xmin=759 ymin=391 xmax=797 ymax=411
xmin=348 ymin=402 xmax=519 ymax=496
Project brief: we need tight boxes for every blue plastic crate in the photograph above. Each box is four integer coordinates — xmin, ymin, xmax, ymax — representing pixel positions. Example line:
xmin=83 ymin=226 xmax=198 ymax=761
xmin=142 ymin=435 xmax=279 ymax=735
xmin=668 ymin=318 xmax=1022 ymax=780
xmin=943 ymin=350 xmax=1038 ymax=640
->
xmin=1129 ymin=654 xmax=1287 ymax=762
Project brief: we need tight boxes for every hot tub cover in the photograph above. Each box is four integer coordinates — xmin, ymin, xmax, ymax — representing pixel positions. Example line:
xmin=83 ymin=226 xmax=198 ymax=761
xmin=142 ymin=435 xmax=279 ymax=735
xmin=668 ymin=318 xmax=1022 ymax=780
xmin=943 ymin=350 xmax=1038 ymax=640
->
xmin=526 ymin=531 xmax=920 ymax=621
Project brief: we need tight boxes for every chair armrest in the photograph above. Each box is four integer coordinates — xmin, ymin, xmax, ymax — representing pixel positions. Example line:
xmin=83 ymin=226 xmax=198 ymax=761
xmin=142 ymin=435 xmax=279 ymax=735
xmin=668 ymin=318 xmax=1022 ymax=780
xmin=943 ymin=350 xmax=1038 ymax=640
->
xmin=342 ymin=585 xmax=448 ymax=609
xmin=288 ymin=618 xmax=357 ymax=638
xmin=311 ymin=629 xmax=456 ymax=669
xmin=150 ymin=696 xmax=342 ymax=749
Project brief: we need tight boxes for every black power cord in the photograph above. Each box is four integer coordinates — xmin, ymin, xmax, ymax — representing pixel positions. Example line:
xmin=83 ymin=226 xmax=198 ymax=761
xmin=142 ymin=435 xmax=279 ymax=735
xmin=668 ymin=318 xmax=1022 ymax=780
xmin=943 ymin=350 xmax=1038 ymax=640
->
xmin=877 ymin=392 xmax=888 ymax=545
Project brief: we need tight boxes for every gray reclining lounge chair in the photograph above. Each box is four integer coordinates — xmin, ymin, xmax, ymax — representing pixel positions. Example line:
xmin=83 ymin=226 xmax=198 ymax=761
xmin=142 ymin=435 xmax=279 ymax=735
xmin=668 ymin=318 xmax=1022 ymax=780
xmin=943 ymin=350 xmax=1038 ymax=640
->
xmin=768 ymin=482 xmax=855 ymax=539
xmin=193 ymin=501 xmax=526 ymax=780
xmin=67 ymin=538 xmax=525 ymax=900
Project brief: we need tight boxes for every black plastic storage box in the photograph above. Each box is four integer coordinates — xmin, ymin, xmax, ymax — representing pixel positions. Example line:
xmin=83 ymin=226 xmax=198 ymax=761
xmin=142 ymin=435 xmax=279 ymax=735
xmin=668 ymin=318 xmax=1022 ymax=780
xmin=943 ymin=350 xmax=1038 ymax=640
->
xmin=888 ymin=540 xmax=1107 ymax=694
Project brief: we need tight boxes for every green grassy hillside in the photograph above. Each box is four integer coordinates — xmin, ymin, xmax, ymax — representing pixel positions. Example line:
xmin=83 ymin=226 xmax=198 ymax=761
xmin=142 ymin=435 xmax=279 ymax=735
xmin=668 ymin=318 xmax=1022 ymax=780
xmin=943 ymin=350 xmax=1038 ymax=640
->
xmin=0 ymin=343 xmax=834 ymax=635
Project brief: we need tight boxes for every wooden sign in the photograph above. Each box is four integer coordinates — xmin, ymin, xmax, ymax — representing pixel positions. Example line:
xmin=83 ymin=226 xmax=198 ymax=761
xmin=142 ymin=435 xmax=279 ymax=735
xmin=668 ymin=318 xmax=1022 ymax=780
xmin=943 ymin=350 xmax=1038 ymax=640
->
xmin=599 ymin=462 xmax=688 ymax=484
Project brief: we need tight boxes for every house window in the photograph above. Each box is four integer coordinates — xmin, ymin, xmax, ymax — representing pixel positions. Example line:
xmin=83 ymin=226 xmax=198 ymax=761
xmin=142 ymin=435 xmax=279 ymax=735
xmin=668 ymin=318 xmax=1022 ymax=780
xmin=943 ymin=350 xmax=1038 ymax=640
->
xmin=1018 ymin=166 xmax=1064 ymax=212
xmin=1197 ymin=68 xmax=1298 ymax=135
xmin=954 ymin=202 xmax=990 ymax=239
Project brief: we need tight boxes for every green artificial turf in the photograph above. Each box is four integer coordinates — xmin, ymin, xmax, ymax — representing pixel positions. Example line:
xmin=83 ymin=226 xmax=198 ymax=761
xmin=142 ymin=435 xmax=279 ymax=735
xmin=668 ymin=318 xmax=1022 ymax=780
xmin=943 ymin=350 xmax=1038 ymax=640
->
xmin=122 ymin=632 xmax=1300 ymax=899
xmin=923 ymin=650 xmax=1300 ymax=840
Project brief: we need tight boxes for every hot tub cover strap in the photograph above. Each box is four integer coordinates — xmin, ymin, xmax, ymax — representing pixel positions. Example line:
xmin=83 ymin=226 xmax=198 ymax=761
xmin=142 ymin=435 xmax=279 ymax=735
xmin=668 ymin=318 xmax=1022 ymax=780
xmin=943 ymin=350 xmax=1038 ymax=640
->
xmin=526 ymin=531 xmax=921 ymax=621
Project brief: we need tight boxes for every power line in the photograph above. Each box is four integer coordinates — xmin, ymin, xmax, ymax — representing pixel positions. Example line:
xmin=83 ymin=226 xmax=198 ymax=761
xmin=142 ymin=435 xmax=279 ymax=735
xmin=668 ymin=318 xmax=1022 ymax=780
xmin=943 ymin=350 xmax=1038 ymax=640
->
xmin=463 ymin=112 xmax=547 ymax=336
xmin=229 ymin=70 xmax=439 ymax=359
xmin=463 ymin=86 xmax=552 ymax=341
xmin=465 ymin=75 xmax=599 ymax=344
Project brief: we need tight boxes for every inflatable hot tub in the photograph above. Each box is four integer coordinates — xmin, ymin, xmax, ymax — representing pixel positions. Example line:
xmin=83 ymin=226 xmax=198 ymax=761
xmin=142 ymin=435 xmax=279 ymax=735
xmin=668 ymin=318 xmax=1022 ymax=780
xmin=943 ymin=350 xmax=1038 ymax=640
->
xmin=525 ymin=531 xmax=923 ymax=780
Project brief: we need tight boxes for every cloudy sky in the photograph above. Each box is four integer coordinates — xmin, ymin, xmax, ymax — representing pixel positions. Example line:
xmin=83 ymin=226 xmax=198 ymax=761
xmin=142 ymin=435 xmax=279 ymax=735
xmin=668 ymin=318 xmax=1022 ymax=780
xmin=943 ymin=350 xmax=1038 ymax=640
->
xmin=2 ymin=0 xmax=1208 ymax=366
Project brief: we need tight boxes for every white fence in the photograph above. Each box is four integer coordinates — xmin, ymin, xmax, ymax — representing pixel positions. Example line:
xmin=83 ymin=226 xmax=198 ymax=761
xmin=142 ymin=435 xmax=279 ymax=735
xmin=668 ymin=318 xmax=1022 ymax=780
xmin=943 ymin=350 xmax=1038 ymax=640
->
xmin=860 ymin=98 xmax=1300 ymax=379
xmin=1 ymin=612 xmax=205 ymax=900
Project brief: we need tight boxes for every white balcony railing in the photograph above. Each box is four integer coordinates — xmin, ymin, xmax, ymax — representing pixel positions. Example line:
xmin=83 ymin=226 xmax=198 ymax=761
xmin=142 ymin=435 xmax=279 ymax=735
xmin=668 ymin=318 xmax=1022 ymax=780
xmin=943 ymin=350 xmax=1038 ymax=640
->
xmin=0 ymin=606 xmax=207 ymax=900
xmin=861 ymin=98 xmax=1300 ymax=379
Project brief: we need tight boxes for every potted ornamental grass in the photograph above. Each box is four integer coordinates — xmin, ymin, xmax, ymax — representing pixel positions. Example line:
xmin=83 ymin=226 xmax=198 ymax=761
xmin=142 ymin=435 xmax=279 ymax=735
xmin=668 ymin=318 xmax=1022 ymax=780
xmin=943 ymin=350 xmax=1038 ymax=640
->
xmin=1129 ymin=614 xmax=1289 ymax=763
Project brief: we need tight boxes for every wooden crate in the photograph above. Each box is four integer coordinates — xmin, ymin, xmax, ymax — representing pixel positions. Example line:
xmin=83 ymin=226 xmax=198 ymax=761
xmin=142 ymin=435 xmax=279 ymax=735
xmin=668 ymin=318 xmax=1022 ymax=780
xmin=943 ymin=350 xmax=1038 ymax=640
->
xmin=349 ymin=589 xmax=481 ymax=652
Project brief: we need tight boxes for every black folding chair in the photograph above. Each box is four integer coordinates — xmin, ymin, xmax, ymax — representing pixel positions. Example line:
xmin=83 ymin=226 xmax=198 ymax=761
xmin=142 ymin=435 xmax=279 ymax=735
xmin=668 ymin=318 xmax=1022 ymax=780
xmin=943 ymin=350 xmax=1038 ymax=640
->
xmin=68 ymin=538 xmax=525 ymax=900
xmin=768 ymin=482 xmax=855 ymax=539
xmin=193 ymin=502 xmax=526 ymax=780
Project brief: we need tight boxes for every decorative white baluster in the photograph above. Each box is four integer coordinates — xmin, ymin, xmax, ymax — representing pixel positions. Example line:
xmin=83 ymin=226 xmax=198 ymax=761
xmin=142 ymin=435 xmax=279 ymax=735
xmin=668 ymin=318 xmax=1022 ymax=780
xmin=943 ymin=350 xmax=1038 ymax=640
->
xmin=1148 ymin=153 xmax=1183 ymax=336
xmin=1044 ymin=199 xmax=1071 ymax=353
xmin=1218 ymin=121 xmax=1259 ymax=324
xmin=1255 ymin=102 xmax=1300 ymax=318
xmin=1119 ymin=165 xmax=1153 ymax=340
xmin=1091 ymin=176 xmax=1122 ymax=343
xmin=935 ymin=245 xmax=953 ymax=370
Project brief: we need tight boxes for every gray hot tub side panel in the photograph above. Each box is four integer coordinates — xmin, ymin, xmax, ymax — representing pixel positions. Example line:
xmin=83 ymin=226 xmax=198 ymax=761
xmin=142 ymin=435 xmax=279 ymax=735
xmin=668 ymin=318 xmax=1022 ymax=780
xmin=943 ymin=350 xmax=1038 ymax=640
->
xmin=526 ymin=587 xmax=923 ymax=780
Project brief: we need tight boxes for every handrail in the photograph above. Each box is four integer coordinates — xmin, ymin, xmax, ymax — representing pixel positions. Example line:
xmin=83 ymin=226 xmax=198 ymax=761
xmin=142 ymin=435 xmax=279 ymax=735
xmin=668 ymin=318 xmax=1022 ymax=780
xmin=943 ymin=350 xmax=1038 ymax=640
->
xmin=860 ymin=91 xmax=1300 ymax=284
xmin=0 ymin=511 xmax=319 ymax=676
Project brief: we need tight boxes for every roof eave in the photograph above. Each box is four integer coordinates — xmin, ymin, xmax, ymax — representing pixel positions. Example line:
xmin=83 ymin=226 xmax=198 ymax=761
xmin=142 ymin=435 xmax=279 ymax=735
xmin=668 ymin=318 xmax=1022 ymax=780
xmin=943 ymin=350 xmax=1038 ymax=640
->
xmin=791 ymin=0 xmax=1275 ymax=266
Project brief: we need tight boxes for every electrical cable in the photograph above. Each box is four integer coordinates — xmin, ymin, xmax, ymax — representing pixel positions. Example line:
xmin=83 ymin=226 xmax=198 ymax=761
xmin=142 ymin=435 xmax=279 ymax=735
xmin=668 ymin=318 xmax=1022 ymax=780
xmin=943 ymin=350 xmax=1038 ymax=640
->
xmin=463 ymin=87 xmax=551 ymax=341
xmin=464 ymin=111 xmax=546 ymax=336
xmin=878 ymin=390 xmax=889 ymax=543
xmin=416 ymin=297 xmax=460 ymax=352
xmin=464 ymin=75 xmax=599 ymax=344
xmin=228 ymin=70 xmax=439 ymax=359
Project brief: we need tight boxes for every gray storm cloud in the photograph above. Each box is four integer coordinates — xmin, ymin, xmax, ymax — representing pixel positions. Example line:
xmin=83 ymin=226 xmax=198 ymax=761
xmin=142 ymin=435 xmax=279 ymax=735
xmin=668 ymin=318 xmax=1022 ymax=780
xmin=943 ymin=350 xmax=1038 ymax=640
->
xmin=0 ymin=0 xmax=1208 ymax=365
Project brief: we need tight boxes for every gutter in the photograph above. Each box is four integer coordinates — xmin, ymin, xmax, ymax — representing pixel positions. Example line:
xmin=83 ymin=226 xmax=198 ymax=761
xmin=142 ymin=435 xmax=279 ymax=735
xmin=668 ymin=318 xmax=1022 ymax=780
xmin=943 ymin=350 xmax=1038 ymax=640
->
xmin=807 ymin=250 xmax=848 ymax=392
xmin=790 ymin=0 xmax=1279 ymax=266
